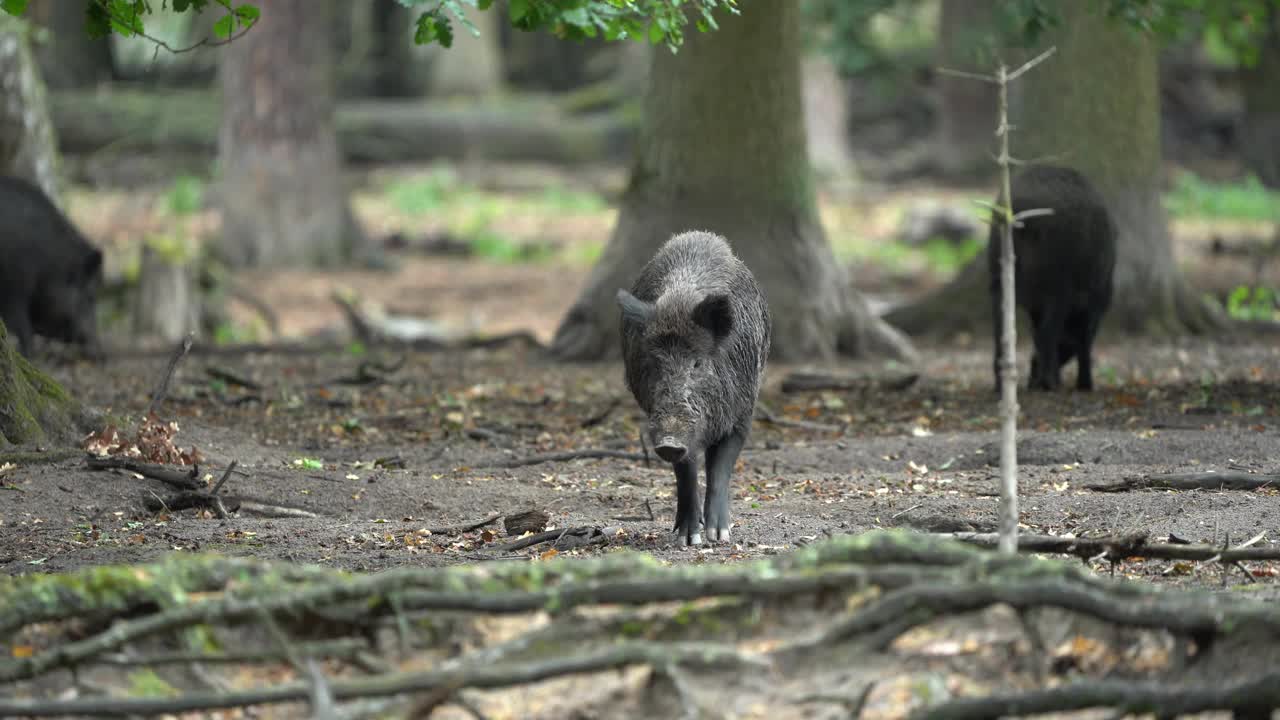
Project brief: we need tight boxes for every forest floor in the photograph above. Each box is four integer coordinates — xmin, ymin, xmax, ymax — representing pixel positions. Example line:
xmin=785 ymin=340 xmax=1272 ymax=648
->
xmin=3 ymin=165 xmax=1279 ymax=719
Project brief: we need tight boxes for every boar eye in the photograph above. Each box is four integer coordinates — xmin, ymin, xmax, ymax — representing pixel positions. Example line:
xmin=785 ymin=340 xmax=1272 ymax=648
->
xmin=693 ymin=359 xmax=703 ymax=369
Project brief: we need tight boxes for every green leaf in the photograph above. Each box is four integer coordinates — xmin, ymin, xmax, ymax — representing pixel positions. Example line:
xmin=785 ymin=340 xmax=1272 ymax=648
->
xmin=212 ymin=13 xmax=234 ymax=39
xmin=233 ymin=3 xmax=259 ymax=25
xmin=1 ymin=0 xmax=29 ymax=17
xmin=476 ymin=0 xmax=494 ymax=9
xmin=85 ymin=2 xmax=112 ymax=38
xmin=414 ymin=11 xmax=453 ymax=47
xmin=173 ymin=0 xmax=193 ymax=11
xmin=508 ymin=0 xmax=529 ymax=23
xmin=647 ymin=20 xmax=663 ymax=44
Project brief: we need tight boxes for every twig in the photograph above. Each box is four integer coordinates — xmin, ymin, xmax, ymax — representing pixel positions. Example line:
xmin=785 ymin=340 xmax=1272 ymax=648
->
xmin=0 ymin=642 xmax=763 ymax=718
xmin=211 ymin=461 xmax=237 ymax=496
xmin=580 ymin=399 xmax=621 ymax=428
xmin=754 ymin=403 xmax=843 ymax=433
xmin=146 ymin=333 xmax=195 ymax=417
xmin=494 ymin=449 xmax=647 ymax=469
xmin=779 ymin=370 xmax=920 ymax=393
xmin=424 ymin=514 xmax=503 ymax=536
xmin=93 ymin=640 xmax=369 ymax=667
xmin=205 ymin=366 xmax=262 ymax=391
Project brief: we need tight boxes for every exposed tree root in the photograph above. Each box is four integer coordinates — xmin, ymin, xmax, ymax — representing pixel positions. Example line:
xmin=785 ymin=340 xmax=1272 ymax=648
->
xmin=5 ymin=530 xmax=1280 ymax=717
xmin=1088 ymin=471 xmax=1279 ymax=492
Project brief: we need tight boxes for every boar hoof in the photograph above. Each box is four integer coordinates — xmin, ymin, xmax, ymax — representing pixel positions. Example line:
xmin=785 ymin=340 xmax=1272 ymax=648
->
xmin=705 ymin=526 xmax=731 ymax=543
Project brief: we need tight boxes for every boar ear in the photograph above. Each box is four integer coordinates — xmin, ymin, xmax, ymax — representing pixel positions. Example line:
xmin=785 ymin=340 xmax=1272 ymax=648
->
xmin=616 ymin=289 xmax=655 ymax=327
xmin=693 ymin=293 xmax=733 ymax=341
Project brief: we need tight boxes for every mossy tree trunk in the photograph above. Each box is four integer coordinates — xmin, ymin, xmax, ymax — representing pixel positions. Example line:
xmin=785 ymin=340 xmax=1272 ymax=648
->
xmin=0 ymin=17 xmax=62 ymax=206
xmin=216 ymin=0 xmax=368 ymax=268
xmin=888 ymin=3 xmax=1220 ymax=338
xmin=0 ymin=320 xmax=86 ymax=447
xmin=550 ymin=3 xmax=915 ymax=364
xmin=1239 ymin=7 xmax=1280 ymax=188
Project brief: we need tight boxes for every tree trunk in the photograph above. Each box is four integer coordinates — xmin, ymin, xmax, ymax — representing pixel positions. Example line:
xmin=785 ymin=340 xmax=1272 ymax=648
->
xmin=427 ymin=6 xmax=503 ymax=98
xmin=0 ymin=18 xmax=62 ymax=206
xmin=933 ymin=0 xmax=998 ymax=180
xmin=25 ymin=0 xmax=114 ymax=89
xmin=216 ymin=0 xmax=368 ymax=268
xmin=1239 ymin=8 xmax=1280 ymax=188
xmin=887 ymin=3 xmax=1220 ymax=338
xmin=802 ymin=52 xmax=856 ymax=187
xmin=550 ymin=3 xmax=915 ymax=364
xmin=368 ymin=0 xmax=419 ymax=97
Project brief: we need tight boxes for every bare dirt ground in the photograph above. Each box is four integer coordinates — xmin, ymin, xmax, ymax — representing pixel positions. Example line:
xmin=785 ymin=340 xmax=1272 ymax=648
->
xmin=3 ymin=169 xmax=1279 ymax=719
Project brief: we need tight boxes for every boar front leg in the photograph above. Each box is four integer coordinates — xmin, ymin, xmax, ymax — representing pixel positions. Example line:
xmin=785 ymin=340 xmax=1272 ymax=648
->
xmin=703 ymin=427 xmax=745 ymax=543
xmin=672 ymin=455 xmax=703 ymax=546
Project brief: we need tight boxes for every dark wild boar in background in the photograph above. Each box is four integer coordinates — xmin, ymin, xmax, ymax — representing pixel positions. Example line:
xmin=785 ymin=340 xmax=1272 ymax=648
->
xmin=617 ymin=231 xmax=771 ymax=546
xmin=988 ymin=164 xmax=1117 ymax=392
xmin=0 ymin=176 xmax=103 ymax=359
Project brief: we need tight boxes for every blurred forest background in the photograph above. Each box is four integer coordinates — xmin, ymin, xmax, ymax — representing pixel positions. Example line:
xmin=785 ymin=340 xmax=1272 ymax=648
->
xmin=4 ymin=0 xmax=1279 ymax=358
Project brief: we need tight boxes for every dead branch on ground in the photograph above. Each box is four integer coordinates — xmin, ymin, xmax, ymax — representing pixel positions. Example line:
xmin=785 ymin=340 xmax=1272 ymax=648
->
xmin=1088 ymin=471 xmax=1279 ymax=492
xmin=85 ymin=456 xmax=203 ymax=491
xmin=939 ymin=531 xmax=1280 ymax=564
xmin=493 ymin=448 xmax=647 ymax=469
xmin=754 ymin=403 xmax=844 ymax=433
xmin=779 ymin=370 xmax=920 ymax=393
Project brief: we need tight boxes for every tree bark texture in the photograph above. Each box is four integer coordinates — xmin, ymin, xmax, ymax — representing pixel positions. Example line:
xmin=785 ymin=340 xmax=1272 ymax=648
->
xmin=0 ymin=19 xmax=62 ymax=207
xmin=216 ymin=0 xmax=367 ymax=268
xmin=550 ymin=2 xmax=915 ymax=364
xmin=427 ymin=5 xmax=503 ymax=98
xmin=934 ymin=0 xmax=998 ymax=179
xmin=888 ymin=3 xmax=1220 ymax=338
xmin=1239 ymin=8 xmax=1280 ymax=188
xmin=26 ymin=0 xmax=114 ymax=89
xmin=802 ymin=52 xmax=855 ymax=185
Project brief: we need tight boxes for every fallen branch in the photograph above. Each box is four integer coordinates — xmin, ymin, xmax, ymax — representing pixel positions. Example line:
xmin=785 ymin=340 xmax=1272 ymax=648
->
xmin=1089 ymin=471 xmax=1280 ymax=492
xmin=494 ymin=449 xmax=647 ymax=469
xmin=0 ymin=641 xmax=763 ymax=718
xmin=205 ymin=366 xmax=262 ymax=391
xmin=86 ymin=456 xmax=203 ymax=491
xmin=912 ymin=674 xmax=1280 ymax=720
xmin=499 ymin=526 xmax=614 ymax=552
xmin=580 ymin=399 xmax=621 ymax=428
xmin=425 ymin=514 xmax=504 ymax=536
xmin=754 ymin=403 xmax=844 ymax=433
xmin=779 ymin=370 xmax=920 ymax=393
xmin=940 ymin=531 xmax=1280 ymax=563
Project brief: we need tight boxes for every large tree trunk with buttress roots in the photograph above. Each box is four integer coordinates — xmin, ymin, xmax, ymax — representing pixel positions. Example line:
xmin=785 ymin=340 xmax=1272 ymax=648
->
xmin=217 ymin=0 xmax=368 ymax=268
xmin=550 ymin=3 xmax=914 ymax=364
xmin=888 ymin=2 xmax=1221 ymax=338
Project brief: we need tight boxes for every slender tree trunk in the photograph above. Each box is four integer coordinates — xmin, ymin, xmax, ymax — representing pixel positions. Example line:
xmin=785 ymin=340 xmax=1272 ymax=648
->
xmin=550 ymin=3 xmax=915 ymax=364
xmin=427 ymin=6 xmax=503 ymax=98
xmin=26 ymin=0 xmax=114 ymax=89
xmin=0 ymin=18 xmax=61 ymax=206
xmin=887 ymin=2 xmax=1220 ymax=338
xmin=216 ymin=0 xmax=368 ymax=268
xmin=369 ymin=0 xmax=418 ymax=97
xmin=933 ymin=0 xmax=998 ymax=180
xmin=802 ymin=52 xmax=855 ymax=186
xmin=1239 ymin=8 xmax=1280 ymax=188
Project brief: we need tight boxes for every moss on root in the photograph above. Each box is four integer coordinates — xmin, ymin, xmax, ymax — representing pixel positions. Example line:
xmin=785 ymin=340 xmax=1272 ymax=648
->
xmin=0 ymin=321 xmax=86 ymax=447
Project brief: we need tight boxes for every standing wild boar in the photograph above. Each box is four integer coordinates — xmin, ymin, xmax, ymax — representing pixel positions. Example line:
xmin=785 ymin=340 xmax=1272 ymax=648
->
xmin=617 ymin=231 xmax=771 ymax=545
xmin=987 ymin=164 xmax=1117 ymax=392
xmin=0 ymin=175 xmax=103 ymax=358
